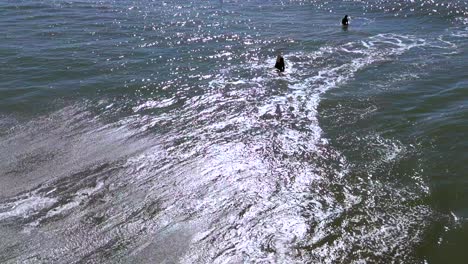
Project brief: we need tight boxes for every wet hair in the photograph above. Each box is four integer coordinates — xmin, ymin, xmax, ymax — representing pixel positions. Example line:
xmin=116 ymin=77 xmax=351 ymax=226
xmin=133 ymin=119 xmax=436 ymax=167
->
xmin=276 ymin=54 xmax=283 ymax=62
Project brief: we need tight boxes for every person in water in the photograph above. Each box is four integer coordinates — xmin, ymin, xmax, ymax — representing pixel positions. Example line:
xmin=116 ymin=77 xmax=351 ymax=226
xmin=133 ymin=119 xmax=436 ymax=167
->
xmin=275 ymin=104 xmax=282 ymax=118
xmin=275 ymin=54 xmax=285 ymax=72
xmin=342 ymin=15 xmax=349 ymax=26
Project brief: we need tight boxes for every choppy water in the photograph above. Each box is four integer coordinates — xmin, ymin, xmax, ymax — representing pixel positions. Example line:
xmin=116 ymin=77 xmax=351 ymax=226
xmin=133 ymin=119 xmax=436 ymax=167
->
xmin=1 ymin=0 xmax=467 ymax=263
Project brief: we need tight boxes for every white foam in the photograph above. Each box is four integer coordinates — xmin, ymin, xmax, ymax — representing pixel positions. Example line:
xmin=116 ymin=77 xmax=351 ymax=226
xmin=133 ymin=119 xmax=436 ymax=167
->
xmin=0 ymin=32 xmax=437 ymax=263
xmin=0 ymin=195 xmax=57 ymax=220
xmin=132 ymin=97 xmax=177 ymax=112
xmin=175 ymin=33 xmax=432 ymax=263
xmin=46 ymin=181 xmax=104 ymax=218
xmin=0 ymin=179 xmax=105 ymax=225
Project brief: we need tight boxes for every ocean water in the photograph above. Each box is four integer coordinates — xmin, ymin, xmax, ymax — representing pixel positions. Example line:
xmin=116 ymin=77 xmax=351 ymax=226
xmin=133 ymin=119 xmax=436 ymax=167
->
xmin=0 ymin=0 xmax=467 ymax=263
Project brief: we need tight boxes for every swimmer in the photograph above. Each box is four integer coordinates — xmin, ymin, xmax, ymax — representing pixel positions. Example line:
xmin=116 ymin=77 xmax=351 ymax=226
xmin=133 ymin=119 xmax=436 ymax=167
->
xmin=274 ymin=54 xmax=285 ymax=72
xmin=342 ymin=15 xmax=349 ymax=26
xmin=275 ymin=104 xmax=282 ymax=118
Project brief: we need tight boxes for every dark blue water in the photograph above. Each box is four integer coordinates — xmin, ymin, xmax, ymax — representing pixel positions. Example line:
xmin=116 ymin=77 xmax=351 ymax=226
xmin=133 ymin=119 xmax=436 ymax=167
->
xmin=1 ymin=0 xmax=467 ymax=263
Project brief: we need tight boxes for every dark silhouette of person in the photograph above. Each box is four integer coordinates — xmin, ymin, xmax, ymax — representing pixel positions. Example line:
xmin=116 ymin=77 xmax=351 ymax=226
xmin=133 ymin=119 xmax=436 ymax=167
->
xmin=342 ymin=15 xmax=349 ymax=26
xmin=275 ymin=54 xmax=285 ymax=72
xmin=275 ymin=104 xmax=282 ymax=118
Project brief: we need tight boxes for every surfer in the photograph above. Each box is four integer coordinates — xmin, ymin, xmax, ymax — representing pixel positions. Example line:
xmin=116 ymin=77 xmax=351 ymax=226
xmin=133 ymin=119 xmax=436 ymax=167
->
xmin=275 ymin=104 xmax=282 ymax=119
xmin=342 ymin=15 xmax=349 ymax=26
xmin=274 ymin=54 xmax=285 ymax=72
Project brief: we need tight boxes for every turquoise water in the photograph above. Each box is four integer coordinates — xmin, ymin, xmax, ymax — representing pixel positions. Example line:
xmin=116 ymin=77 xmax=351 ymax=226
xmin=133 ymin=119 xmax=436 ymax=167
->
xmin=1 ymin=0 xmax=467 ymax=263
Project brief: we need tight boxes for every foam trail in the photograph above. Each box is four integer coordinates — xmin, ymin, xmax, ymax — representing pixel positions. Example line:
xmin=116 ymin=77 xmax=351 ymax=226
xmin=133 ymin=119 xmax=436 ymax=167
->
xmin=0 ymin=33 xmax=433 ymax=263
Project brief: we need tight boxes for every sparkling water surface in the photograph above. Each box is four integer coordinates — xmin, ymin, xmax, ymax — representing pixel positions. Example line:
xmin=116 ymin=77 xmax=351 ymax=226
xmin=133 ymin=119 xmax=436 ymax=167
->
xmin=0 ymin=0 xmax=467 ymax=263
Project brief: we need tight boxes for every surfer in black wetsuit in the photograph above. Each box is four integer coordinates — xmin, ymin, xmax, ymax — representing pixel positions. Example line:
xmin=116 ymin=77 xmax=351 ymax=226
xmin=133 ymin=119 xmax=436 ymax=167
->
xmin=342 ymin=15 xmax=349 ymax=26
xmin=275 ymin=54 xmax=285 ymax=72
xmin=275 ymin=104 xmax=282 ymax=118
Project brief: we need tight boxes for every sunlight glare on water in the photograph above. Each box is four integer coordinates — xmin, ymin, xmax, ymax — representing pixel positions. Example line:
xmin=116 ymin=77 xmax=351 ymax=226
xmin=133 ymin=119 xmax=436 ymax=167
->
xmin=0 ymin=0 xmax=467 ymax=263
